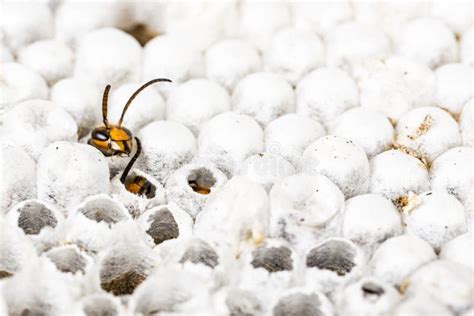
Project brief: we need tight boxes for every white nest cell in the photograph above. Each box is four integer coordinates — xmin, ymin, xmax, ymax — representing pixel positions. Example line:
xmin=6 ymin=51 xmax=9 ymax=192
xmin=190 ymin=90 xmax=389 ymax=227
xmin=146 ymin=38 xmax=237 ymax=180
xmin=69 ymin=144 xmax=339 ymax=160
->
xmin=296 ymin=67 xmax=359 ymax=124
xmin=358 ymin=55 xmax=436 ymax=121
xmin=392 ymin=293 xmax=455 ymax=316
xmin=37 ymin=142 xmax=110 ymax=212
xmin=403 ymin=191 xmax=467 ymax=250
xmin=75 ymin=27 xmax=141 ymax=87
xmin=138 ymin=120 xmax=197 ymax=183
xmin=325 ymin=22 xmax=391 ymax=74
xmin=198 ymin=112 xmax=263 ymax=176
xmin=55 ymin=1 xmax=134 ymax=47
xmin=408 ymin=260 xmax=474 ymax=313
xmin=430 ymin=147 xmax=472 ymax=206
xmin=108 ymin=82 xmax=166 ymax=134
xmin=18 ymin=40 xmax=75 ymax=86
xmin=238 ymin=0 xmax=291 ymax=51
xmin=166 ymin=78 xmax=231 ymax=135
xmin=291 ymin=1 xmax=352 ymax=35
xmin=327 ymin=107 xmax=394 ymax=158
xmin=0 ymin=63 xmax=48 ymax=113
xmin=264 ymin=27 xmax=324 ymax=85
xmin=439 ymin=233 xmax=473 ymax=270
xmin=129 ymin=264 xmax=212 ymax=314
xmin=236 ymin=239 xmax=297 ymax=305
xmin=460 ymin=26 xmax=473 ymax=66
xmin=0 ymin=220 xmax=38 ymax=277
xmin=335 ymin=277 xmax=401 ymax=316
xmin=270 ymin=174 xmax=345 ymax=250
xmin=205 ymin=39 xmax=261 ymax=91
xmin=460 ymin=99 xmax=473 ymax=146
xmin=396 ymin=17 xmax=458 ymax=69
xmin=368 ymin=234 xmax=436 ymax=287
xmin=213 ymin=287 xmax=263 ymax=316
xmin=194 ymin=176 xmax=269 ymax=256
xmin=165 ymin=161 xmax=228 ymax=219
xmin=143 ymin=35 xmax=204 ymax=91
xmin=395 ymin=106 xmax=461 ymax=163
xmin=1 ymin=144 xmax=36 ymax=211
xmin=271 ymin=288 xmax=334 ymax=316
xmin=50 ymin=78 xmax=102 ymax=134
xmin=369 ymin=150 xmax=430 ymax=202
xmin=431 ymin=1 xmax=472 ymax=36
xmin=304 ymin=238 xmax=365 ymax=297
xmin=264 ymin=113 xmax=326 ymax=166
xmin=80 ymin=293 xmax=125 ymax=316
xmin=434 ymin=63 xmax=473 ymax=115
xmin=342 ymin=194 xmax=402 ymax=249
xmin=232 ymin=72 xmax=295 ymax=126
xmin=1 ymin=100 xmax=77 ymax=160
xmin=110 ymin=168 xmax=166 ymax=218
xmin=0 ymin=2 xmax=53 ymax=52
xmin=237 ymin=152 xmax=295 ymax=191
xmin=300 ymin=135 xmax=370 ymax=198
xmin=137 ymin=204 xmax=193 ymax=247
xmin=2 ymin=257 xmax=83 ymax=315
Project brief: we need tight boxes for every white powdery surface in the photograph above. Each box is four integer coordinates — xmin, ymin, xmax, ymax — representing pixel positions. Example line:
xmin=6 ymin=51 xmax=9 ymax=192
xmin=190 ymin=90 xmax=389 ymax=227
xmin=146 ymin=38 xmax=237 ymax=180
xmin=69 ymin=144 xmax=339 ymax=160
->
xmin=2 ymin=3 xmax=474 ymax=314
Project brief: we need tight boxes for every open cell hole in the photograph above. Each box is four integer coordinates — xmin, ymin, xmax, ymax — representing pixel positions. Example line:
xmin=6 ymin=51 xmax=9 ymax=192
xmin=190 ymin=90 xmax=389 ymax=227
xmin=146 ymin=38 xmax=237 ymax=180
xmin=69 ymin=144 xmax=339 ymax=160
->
xmin=82 ymin=295 xmax=119 ymax=316
xmin=179 ymin=240 xmax=219 ymax=268
xmin=17 ymin=201 xmax=57 ymax=235
xmin=361 ymin=282 xmax=385 ymax=302
xmin=306 ymin=240 xmax=356 ymax=276
xmin=225 ymin=289 xmax=262 ymax=316
xmin=187 ymin=168 xmax=216 ymax=195
xmin=124 ymin=171 xmax=156 ymax=199
xmin=251 ymin=246 xmax=293 ymax=273
xmin=124 ymin=23 xmax=158 ymax=46
xmin=146 ymin=208 xmax=179 ymax=245
xmin=273 ymin=293 xmax=321 ymax=316
xmin=46 ymin=246 xmax=87 ymax=274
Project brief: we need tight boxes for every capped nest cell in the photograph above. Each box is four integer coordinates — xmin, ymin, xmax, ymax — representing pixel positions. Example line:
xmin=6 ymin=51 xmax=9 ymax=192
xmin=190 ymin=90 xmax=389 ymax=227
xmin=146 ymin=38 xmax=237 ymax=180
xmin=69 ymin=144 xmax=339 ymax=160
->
xmin=165 ymin=162 xmax=227 ymax=218
xmin=251 ymin=244 xmax=293 ymax=273
xmin=81 ymin=293 xmax=123 ymax=316
xmin=272 ymin=288 xmax=334 ymax=316
xmin=75 ymin=194 xmax=131 ymax=225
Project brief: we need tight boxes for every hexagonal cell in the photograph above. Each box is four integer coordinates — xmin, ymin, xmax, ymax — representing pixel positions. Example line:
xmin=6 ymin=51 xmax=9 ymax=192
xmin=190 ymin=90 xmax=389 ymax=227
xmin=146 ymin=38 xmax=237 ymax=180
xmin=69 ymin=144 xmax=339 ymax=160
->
xmin=145 ymin=207 xmax=180 ymax=245
xmin=187 ymin=167 xmax=216 ymax=195
xmin=16 ymin=201 xmax=58 ymax=235
xmin=45 ymin=245 xmax=89 ymax=274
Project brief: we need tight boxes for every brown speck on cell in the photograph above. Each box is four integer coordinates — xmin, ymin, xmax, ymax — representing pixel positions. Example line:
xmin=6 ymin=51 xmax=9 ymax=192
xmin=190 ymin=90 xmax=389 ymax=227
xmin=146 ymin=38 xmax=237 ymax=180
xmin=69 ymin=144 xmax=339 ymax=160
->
xmin=392 ymin=143 xmax=430 ymax=168
xmin=393 ymin=195 xmax=409 ymax=211
xmin=398 ymin=278 xmax=410 ymax=294
xmin=407 ymin=115 xmax=433 ymax=141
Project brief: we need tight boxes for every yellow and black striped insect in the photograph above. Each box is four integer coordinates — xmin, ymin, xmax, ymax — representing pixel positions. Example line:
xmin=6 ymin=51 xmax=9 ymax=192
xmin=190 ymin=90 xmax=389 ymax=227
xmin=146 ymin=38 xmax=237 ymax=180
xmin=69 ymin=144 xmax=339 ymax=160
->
xmin=88 ymin=78 xmax=171 ymax=186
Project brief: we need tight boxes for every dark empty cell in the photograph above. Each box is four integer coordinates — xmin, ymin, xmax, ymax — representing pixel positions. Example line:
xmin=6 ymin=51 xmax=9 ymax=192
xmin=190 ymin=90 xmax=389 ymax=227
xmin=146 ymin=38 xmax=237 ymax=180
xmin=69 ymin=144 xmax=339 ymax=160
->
xmin=251 ymin=246 xmax=293 ymax=273
xmin=83 ymin=297 xmax=119 ymax=316
xmin=180 ymin=240 xmax=219 ymax=268
xmin=100 ymin=270 xmax=147 ymax=296
xmin=187 ymin=168 xmax=216 ymax=195
xmin=225 ymin=289 xmax=262 ymax=316
xmin=273 ymin=293 xmax=322 ymax=316
xmin=306 ymin=240 xmax=356 ymax=276
xmin=81 ymin=207 xmax=121 ymax=224
xmin=361 ymin=282 xmax=385 ymax=300
xmin=46 ymin=247 xmax=87 ymax=274
xmin=146 ymin=208 xmax=179 ymax=245
xmin=124 ymin=23 xmax=159 ymax=46
xmin=17 ymin=203 xmax=57 ymax=235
